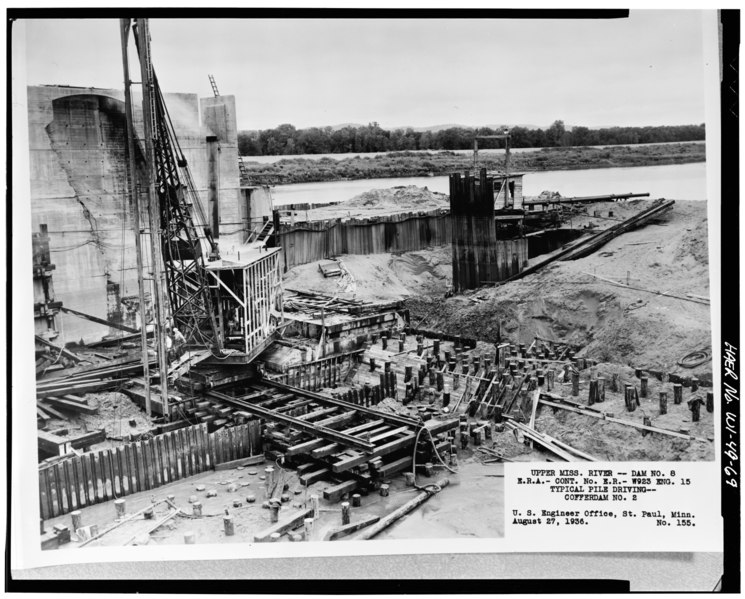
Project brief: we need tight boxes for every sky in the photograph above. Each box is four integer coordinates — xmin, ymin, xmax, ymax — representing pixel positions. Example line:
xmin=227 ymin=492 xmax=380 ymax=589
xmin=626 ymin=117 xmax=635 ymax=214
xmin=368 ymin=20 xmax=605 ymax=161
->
xmin=19 ymin=10 xmax=710 ymax=131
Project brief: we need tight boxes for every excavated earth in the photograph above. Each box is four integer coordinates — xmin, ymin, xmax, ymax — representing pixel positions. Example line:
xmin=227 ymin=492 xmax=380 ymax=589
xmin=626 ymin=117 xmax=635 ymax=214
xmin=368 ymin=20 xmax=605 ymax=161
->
xmin=284 ymin=192 xmax=714 ymax=461
xmin=405 ymin=199 xmax=711 ymax=381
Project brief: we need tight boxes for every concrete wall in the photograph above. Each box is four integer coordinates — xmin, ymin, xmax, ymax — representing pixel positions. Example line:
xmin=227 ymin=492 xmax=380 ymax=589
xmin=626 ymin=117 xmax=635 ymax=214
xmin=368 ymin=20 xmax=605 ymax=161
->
xmin=199 ymin=96 xmax=244 ymax=247
xmin=241 ymin=186 xmax=274 ymax=231
xmin=27 ymin=85 xmax=243 ymax=344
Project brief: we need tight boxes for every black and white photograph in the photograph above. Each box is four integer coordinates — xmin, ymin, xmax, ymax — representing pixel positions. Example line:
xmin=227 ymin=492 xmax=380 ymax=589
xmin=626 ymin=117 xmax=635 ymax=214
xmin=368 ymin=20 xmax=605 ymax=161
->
xmin=8 ymin=7 xmax=734 ymax=589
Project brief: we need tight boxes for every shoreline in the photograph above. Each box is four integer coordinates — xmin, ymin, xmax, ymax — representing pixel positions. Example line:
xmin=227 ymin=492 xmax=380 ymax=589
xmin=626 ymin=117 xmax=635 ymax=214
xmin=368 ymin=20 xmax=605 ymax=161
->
xmin=243 ymin=142 xmax=706 ymax=186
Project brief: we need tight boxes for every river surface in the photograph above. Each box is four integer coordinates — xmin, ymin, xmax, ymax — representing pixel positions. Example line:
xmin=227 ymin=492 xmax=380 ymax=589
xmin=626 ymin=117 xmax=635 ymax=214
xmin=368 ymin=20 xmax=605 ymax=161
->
xmin=269 ymin=162 xmax=707 ymax=207
xmin=243 ymin=140 xmax=704 ymax=165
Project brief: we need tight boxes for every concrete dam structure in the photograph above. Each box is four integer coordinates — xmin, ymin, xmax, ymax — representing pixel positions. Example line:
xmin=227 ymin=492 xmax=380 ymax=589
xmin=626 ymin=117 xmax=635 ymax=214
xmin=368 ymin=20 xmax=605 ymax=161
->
xmin=28 ymin=85 xmax=269 ymax=344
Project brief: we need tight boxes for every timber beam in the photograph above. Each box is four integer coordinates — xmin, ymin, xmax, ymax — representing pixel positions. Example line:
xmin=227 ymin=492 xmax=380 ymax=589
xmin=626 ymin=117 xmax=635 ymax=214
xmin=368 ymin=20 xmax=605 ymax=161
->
xmin=207 ymin=390 xmax=375 ymax=452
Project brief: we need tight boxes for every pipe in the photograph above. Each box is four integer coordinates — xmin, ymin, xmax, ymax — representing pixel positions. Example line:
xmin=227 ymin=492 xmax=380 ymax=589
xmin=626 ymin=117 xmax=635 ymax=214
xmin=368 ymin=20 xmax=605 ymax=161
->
xmin=354 ymin=478 xmax=450 ymax=540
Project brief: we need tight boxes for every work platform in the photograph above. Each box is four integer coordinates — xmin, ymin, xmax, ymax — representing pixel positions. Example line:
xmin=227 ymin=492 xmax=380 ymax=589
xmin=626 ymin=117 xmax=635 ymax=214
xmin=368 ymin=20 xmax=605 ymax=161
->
xmin=205 ymin=246 xmax=283 ymax=358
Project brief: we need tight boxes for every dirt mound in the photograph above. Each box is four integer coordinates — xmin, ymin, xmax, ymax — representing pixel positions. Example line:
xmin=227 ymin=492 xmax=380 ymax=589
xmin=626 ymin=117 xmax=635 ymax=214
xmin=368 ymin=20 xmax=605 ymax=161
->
xmin=345 ymin=185 xmax=449 ymax=210
xmin=283 ymin=247 xmax=452 ymax=302
xmin=284 ymin=247 xmax=452 ymax=301
xmin=302 ymin=186 xmax=449 ymax=221
xmin=535 ymin=190 xmax=563 ymax=201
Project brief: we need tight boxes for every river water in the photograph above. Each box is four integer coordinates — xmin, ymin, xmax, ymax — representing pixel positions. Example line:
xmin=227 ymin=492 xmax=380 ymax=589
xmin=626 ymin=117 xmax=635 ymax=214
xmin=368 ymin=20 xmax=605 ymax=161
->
xmin=269 ymin=161 xmax=708 ymax=207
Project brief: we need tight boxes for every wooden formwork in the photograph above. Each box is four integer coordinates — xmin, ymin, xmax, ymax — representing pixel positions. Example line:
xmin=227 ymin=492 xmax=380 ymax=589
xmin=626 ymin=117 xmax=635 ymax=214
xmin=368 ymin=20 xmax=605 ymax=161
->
xmin=38 ymin=421 xmax=262 ymax=520
xmin=275 ymin=209 xmax=451 ymax=271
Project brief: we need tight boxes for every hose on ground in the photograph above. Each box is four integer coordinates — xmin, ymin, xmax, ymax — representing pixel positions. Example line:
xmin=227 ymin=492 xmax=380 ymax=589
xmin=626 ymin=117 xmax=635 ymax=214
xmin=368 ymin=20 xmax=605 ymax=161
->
xmin=410 ymin=423 xmax=458 ymax=493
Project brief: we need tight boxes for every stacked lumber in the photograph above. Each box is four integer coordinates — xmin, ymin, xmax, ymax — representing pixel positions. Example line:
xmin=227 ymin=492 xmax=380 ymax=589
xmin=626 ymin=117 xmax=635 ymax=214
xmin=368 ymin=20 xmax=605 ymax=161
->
xmin=37 ymin=426 xmax=107 ymax=456
xmin=36 ymin=356 xmax=154 ymax=427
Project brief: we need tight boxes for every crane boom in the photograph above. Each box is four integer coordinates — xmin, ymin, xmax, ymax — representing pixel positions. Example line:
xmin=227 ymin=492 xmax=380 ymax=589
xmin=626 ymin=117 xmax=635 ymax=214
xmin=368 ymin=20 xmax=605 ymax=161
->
xmin=129 ymin=18 xmax=222 ymax=350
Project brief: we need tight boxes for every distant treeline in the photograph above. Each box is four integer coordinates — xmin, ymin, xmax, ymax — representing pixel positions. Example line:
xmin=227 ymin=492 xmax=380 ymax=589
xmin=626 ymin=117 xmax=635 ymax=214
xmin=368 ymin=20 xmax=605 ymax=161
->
xmin=237 ymin=120 xmax=705 ymax=156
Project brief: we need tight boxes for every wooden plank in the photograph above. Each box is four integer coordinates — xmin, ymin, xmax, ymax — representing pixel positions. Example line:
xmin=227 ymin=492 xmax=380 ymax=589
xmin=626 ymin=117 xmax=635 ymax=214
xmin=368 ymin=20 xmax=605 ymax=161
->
xmin=177 ymin=428 xmax=189 ymax=478
xmin=134 ymin=442 xmax=147 ymax=492
xmin=253 ymin=508 xmax=314 ymax=542
xmin=206 ymin=429 xmax=215 ymax=472
xmin=297 ymin=407 xmax=338 ymax=421
xmin=110 ymin=445 xmax=126 ymax=498
xmin=186 ymin=426 xmax=198 ymax=473
xmin=60 ymin=460 xmax=73 ymax=513
xmin=166 ymin=430 xmax=183 ymax=480
xmin=284 ymin=438 xmax=326 ymax=457
xmin=38 ymin=430 xmax=72 ymax=456
xmin=48 ymin=464 xmax=61 ymax=517
xmin=167 ymin=432 xmax=178 ymax=481
xmin=226 ymin=427 xmax=236 ymax=464
xmin=34 ymin=334 xmax=83 ymax=363
xmin=225 ymin=426 xmax=235 ymax=462
xmin=221 ymin=427 xmax=231 ymax=464
xmin=164 ymin=433 xmax=177 ymax=482
xmin=310 ymin=443 xmax=344 ymax=460
xmin=41 ymin=396 xmax=99 ymax=415
xmin=139 ymin=440 xmax=151 ymax=490
xmin=196 ymin=425 xmax=206 ymax=473
xmin=152 ymin=436 xmax=163 ymax=486
xmin=156 ymin=435 xmax=168 ymax=484
xmin=69 ymin=429 xmax=107 ymax=450
xmin=212 ymin=428 xmax=222 ymax=466
xmin=543 ymin=434 xmax=599 ymax=462
xmin=251 ymin=419 xmax=263 ymax=455
xmin=106 ymin=449 xmax=118 ymax=498
xmin=124 ymin=443 xmax=137 ymax=494
xmin=299 ymin=467 xmax=331 ymax=485
xmin=179 ymin=429 xmax=190 ymax=478
xmin=151 ymin=435 xmax=163 ymax=485
xmin=324 ymin=515 xmax=381 ymax=541
xmin=332 ymin=433 xmax=417 ymax=473
xmin=369 ymin=426 xmax=410 ymax=444
xmin=148 ymin=436 xmax=161 ymax=487
xmin=203 ymin=424 xmax=212 ymax=470
xmin=107 ymin=448 xmax=120 ymax=497
xmin=233 ymin=423 xmax=244 ymax=460
xmin=44 ymin=461 xmax=60 ymax=515
xmin=116 ymin=447 xmax=127 ymax=495
xmin=114 ymin=447 xmax=128 ymax=496
xmin=214 ymin=455 xmax=266 ymax=471
xmin=197 ymin=425 xmax=208 ymax=471
xmin=38 ymin=470 xmax=51 ymax=520
xmin=285 ymin=420 xmax=386 ymax=457
xmin=184 ymin=427 xmax=196 ymax=475
xmin=376 ymin=455 xmax=414 ymax=478
xmin=98 ymin=450 xmax=111 ymax=501
xmin=506 ymin=422 xmax=573 ymax=461
xmin=36 ymin=379 xmax=126 ymax=399
xmin=172 ymin=428 xmax=183 ymax=476
xmin=91 ymin=453 xmax=104 ymax=502
xmin=81 ymin=453 xmax=94 ymax=507
xmin=188 ymin=427 xmax=198 ymax=475
xmin=72 ymin=456 xmax=87 ymax=508
xmin=36 ymin=401 xmax=68 ymax=421
xmin=241 ymin=423 xmax=251 ymax=458
xmin=322 ymin=479 xmax=358 ymax=502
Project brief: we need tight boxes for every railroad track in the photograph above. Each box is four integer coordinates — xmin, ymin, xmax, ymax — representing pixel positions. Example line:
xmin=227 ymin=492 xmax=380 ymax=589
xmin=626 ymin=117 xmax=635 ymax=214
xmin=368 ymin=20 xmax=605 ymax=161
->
xmin=205 ymin=380 xmax=458 ymax=494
